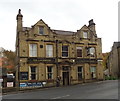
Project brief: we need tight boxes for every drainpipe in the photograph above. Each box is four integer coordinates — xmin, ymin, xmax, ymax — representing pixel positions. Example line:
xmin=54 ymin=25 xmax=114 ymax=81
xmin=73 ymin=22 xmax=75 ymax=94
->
xmin=56 ymin=40 xmax=59 ymax=77
xmin=117 ymin=46 xmax=120 ymax=78
xmin=18 ymin=31 xmax=20 ymax=91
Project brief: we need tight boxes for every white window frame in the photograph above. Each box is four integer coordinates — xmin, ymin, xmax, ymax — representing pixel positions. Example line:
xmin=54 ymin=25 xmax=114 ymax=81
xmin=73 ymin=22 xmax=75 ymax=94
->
xmin=83 ymin=31 xmax=88 ymax=38
xmin=76 ymin=47 xmax=82 ymax=57
xmin=90 ymin=66 xmax=96 ymax=78
xmin=39 ymin=26 xmax=44 ymax=35
xmin=29 ymin=44 xmax=37 ymax=57
xmin=88 ymin=47 xmax=95 ymax=57
xmin=46 ymin=45 xmax=53 ymax=57
xmin=29 ymin=66 xmax=37 ymax=80
xmin=46 ymin=66 xmax=53 ymax=80
xmin=77 ymin=66 xmax=83 ymax=80
xmin=62 ymin=45 xmax=69 ymax=57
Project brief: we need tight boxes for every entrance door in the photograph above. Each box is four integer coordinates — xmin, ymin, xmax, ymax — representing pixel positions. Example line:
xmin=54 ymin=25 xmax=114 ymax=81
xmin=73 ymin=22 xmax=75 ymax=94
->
xmin=63 ymin=72 xmax=69 ymax=86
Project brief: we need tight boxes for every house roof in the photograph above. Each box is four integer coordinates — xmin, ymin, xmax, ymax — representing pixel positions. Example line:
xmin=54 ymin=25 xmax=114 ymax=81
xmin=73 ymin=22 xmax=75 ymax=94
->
xmin=23 ymin=27 xmax=31 ymax=31
xmin=52 ymin=29 xmax=76 ymax=35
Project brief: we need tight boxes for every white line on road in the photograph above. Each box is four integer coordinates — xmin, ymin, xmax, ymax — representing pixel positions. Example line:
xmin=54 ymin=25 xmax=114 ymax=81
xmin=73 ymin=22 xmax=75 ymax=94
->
xmin=51 ymin=94 xmax=70 ymax=99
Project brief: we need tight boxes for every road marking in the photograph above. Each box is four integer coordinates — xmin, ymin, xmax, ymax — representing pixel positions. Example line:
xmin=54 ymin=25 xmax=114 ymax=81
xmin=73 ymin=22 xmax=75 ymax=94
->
xmin=51 ymin=94 xmax=70 ymax=99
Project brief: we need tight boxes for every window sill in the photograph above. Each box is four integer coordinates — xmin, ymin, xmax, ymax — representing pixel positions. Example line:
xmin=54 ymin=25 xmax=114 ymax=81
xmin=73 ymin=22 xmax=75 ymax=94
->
xmin=34 ymin=34 xmax=48 ymax=36
xmin=28 ymin=80 xmax=38 ymax=83
xmin=80 ymin=38 xmax=90 ymax=40
xmin=77 ymin=57 xmax=83 ymax=58
xmin=61 ymin=57 xmax=69 ymax=58
xmin=46 ymin=79 xmax=54 ymax=83
xmin=29 ymin=56 xmax=38 ymax=58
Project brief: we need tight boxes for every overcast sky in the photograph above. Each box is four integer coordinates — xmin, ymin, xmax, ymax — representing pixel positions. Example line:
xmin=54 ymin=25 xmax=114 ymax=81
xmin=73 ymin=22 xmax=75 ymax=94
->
xmin=0 ymin=0 xmax=119 ymax=53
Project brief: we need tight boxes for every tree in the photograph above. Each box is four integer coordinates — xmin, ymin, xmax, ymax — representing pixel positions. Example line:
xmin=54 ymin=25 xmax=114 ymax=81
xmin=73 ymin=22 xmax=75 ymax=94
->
xmin=2 ymin=50 xmax=16 ymax=73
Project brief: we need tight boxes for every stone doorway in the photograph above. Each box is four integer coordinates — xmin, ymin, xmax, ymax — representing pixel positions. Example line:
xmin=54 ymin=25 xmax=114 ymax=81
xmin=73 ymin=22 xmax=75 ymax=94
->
xmin=62 ymin=72 xmax=69 ymax=86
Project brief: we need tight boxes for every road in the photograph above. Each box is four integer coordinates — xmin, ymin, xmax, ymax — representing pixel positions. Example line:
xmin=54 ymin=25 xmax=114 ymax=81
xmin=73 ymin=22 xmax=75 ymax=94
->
xmin=2 ymin=80 xmax=119 ymax=100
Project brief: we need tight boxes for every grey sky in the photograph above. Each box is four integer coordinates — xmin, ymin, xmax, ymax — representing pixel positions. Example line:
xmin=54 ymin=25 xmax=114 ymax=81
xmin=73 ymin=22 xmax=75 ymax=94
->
xmin=0 ymin=0 xmax=118 ymax=53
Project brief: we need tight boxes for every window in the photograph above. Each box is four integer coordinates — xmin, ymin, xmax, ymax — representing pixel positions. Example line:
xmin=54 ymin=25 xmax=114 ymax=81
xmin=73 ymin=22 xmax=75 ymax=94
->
xmin=76 ymin=47 xmax=82 ymax=57
xmin=83 ymin=31 xmax=88 ymax=38
xmin=46 ymin=45 xmax=53 ymax=57
xmin=39 ymin=26 xmax=44 ymax=35
xmin=20 ymin=72 xmax=28 ymax=80
xmin=47 ymin=66 xmax=53 ymax=79
xmin=87 ymin=47 xmax=95 ymax=57
xmin=78 ymin=66 xmax=83 ymax=80
xmin=62 ymin=46 xmax=68 ymax=57
xmin=62 ymin=66 xmax=69 ymax=71
xmin=29 ymin=44 xmax=37 ymax=57
xmin=30 ymin=66 xmax=37 ymax=80
xmin=90 ymin=66 xmax=96 ymax=79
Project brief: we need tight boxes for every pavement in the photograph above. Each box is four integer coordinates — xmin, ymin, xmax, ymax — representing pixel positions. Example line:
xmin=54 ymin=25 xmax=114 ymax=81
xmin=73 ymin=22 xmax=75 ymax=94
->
xmin=1 ymin=80 xmax=119 ymax=100
xmin=2 ymin=80 xmax=103 ymax=95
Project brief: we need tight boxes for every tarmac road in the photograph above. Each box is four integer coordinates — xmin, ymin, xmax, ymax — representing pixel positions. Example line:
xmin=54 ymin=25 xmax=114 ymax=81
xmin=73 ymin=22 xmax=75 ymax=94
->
xmin=2 ymin=80 xmax=119 ymax=100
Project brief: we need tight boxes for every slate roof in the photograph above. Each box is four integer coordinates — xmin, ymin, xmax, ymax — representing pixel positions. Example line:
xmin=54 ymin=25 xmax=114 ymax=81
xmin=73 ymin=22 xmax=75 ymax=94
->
xmin=23 ymin=27 xmax=31 ymax=31
xmin=23 ymin=27 xmax=76 ymax=36
xmin=52 ymin=30 xmax=76 ymax=35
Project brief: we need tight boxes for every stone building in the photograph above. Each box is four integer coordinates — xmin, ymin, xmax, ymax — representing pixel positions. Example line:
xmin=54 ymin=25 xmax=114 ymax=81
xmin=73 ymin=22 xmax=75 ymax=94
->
xmin=16 ymin=9 xmax=103 ymax=88
xmin=107 ymin=42 xmax=120 ymax=78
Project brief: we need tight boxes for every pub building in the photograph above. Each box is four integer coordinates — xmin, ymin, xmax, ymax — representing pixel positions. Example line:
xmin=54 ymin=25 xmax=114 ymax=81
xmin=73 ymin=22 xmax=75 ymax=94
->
xmin=16 ymin=9 xmax=103 ymax=88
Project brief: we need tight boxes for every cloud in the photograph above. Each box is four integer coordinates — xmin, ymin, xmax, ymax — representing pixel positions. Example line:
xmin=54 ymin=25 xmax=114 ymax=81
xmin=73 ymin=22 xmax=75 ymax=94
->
xmin=0 ymin=0 xmax=119 ymax=52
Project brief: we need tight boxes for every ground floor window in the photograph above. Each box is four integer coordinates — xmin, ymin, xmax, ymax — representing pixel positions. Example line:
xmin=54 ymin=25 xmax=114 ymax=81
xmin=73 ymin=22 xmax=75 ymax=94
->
xmin=78 ymin=66 xmax=83 ymax=80
xmin=20 ymin=72 xmax=28 ymax=80
xmin=90 ymin=66 xmax=96 ymax=79
xmin=47 ymin=66 xmax=53 ymax=79
xmin=30 ymin=66 xmax=37 ymax=80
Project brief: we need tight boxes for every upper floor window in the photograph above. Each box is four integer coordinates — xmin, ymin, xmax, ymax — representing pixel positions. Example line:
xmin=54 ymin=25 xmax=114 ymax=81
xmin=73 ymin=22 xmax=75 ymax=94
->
xmin=87 ymin=47 xmax=95 ymax=57
xmin=46 ymin=45 xmax=53 ymax=57
xmin=83 ymin=31 xmax=88 ymax=38
xmin=76 ymin=47 xmax=82 ymax=57
xmin=29 ymin=44 xmax=37 ymax=57
xmin=47 ymin=66 xmax=53 ymax=79
xmin=39 ymin=26 xmax=44 ymax=35
xmin=62 ymin=46 xmax=68 ymax=57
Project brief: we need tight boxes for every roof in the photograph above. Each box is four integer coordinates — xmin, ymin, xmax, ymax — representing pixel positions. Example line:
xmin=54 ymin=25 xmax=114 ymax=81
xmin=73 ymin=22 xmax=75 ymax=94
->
xmin=52 ymin=30 xmax=76 ymax=35
xmin=112 ymin=42 xmax=120 ymax=49
xmin=23 ymin=27 xmax=31 ymax=31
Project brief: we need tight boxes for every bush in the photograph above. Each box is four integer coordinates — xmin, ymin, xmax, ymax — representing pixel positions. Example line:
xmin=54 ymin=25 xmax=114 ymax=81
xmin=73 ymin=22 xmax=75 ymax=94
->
xmin=105 ymin=76 xmax=118 ymax=80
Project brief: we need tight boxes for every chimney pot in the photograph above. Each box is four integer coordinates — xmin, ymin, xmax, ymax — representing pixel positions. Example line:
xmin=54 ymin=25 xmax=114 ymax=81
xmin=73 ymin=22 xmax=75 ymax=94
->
xmin=88 ymin=19 xmax=95 ymax=26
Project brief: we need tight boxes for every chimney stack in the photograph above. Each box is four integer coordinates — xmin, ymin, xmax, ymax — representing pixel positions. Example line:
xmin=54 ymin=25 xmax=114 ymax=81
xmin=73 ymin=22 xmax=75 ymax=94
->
xmin=88 ymin=19 xmax=96 ymax=34
xmin=16 ymin=9 xmax=23 ymax=32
